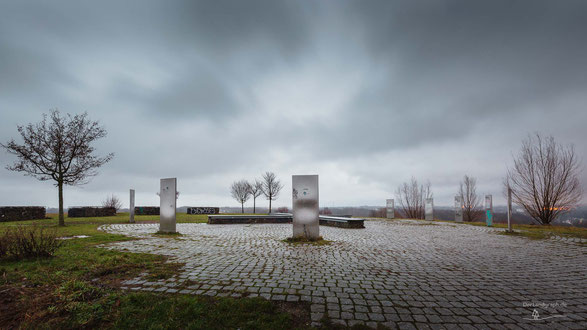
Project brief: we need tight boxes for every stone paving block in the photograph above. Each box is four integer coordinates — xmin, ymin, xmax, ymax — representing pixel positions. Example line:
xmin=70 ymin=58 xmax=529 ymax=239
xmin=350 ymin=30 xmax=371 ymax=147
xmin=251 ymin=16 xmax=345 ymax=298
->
xmin=347 ymin=320 xmax=365 ymax=327
xmin=341 ymin=311 xmax=354 ymax=320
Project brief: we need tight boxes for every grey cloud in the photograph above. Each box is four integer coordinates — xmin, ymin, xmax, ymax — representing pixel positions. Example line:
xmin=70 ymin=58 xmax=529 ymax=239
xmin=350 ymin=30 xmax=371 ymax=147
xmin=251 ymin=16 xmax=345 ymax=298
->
xmin=0 ymin=0 xmax=585 ymax=207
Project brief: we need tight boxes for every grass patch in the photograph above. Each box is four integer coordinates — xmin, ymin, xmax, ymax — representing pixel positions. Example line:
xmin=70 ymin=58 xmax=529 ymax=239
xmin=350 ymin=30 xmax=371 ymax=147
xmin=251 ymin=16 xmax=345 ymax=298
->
xmin=112 ymin=293 xmax=300 ymax=330
xmin=153 ymin=231 xmax=183 ymax=238
xmin=283 ymin=236 xmax=332 ymax=246
xmin=7 ymin=285 xmax=306 ymax=329
xmin=0 ymin=213 xmax=309 ymax=329
xmin=466 ymin=222 xmax=587 ymax=240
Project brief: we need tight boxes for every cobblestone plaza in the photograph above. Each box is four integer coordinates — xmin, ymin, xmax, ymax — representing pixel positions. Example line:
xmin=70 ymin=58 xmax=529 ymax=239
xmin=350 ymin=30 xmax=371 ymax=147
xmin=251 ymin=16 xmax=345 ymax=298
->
xmin=101 ymin=220 xmax=586 ymax=329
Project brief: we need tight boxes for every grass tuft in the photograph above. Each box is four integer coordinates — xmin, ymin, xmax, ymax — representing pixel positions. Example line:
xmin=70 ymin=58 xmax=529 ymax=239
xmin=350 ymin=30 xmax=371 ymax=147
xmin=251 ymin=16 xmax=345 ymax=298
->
xmin=283 ymin=236 xmax=332 ymax=246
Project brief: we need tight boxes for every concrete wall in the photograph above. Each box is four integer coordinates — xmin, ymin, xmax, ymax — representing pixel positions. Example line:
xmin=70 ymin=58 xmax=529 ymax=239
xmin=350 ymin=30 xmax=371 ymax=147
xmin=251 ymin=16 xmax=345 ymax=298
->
xmin=187 ymin=207 xmax=219 ymax=215
xmin=68 ymin=207 xmax=116 ymax=218
xmin=0 ymin=206 xmax=46 ymax=222
xmin=134 ymin=206 xmax=160 ymax=215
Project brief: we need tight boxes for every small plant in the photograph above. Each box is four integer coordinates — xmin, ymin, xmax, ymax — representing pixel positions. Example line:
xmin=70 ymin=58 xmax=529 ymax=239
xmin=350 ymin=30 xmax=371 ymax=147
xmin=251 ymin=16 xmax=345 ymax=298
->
xmin=0 ymin=225 xmax=63 ymax=260
xmin=101 ymin=194 xmax=122 ymax=211
xmin=283 ymin=236 xmax=331 ymax=245
xmin=276 ymin=207 xmax=289 ymax=213
xmin=0 ymin=235 xmax=7 ymax=258
xmin=153 ymin=231 xmax=183 ymax=238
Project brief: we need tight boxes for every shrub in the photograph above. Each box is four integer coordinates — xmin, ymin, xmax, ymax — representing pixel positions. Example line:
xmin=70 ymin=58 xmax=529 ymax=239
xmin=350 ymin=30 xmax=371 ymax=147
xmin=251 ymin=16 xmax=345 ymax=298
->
xmin=0 ymin=225 xmax=63 ymax=260
xmin=276 ymin=207 xmax=289 ymax=213
xmin=101 ymin=194 xmax=122 ymax=211
xmin=0 ymin=235 xmax=7 ymax=258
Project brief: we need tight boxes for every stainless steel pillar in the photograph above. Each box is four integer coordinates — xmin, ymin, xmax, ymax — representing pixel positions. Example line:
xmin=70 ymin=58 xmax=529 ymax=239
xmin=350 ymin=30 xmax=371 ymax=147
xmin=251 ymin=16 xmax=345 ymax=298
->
xmin=129 ymin=189 xmax=135 ymax=223
xmin=455 ymin=195 xmax=463 ymax=223
xmin=292 ymin=175 xmax=319 ymax=239
xmin=159 ymin=178 xmax=177 ymax=233
xmin=386 ymin=199 xmax=395 ymax=219
xmin=425 ymin=198 xmax=434 ymax=221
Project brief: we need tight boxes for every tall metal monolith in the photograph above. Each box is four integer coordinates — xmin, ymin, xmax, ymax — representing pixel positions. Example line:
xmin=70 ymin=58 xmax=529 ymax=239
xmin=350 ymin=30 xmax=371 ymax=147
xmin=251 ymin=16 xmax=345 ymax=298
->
xmin=425 ymin=198 xmax=434 ymax=221
xmin=292 ymin=175 xmax=319 ymax=240
xmin=159 ymin=178 xmax=177 ymax=233
xmin=129 ymin=189 xmax=135 ymax=223
xmin=507 ymin=188 xmax=512 ymax=231
xmin=485 ymin=194 xmax=493 ymax=227
xmin=455 ymin=195 xmax=463 ymax=223
xmin=386 ymin=199 xmax=395 ymax=219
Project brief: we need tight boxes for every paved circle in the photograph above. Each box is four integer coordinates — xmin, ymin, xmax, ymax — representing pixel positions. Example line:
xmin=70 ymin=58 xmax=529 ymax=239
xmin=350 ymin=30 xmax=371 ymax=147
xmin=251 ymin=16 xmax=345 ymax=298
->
xmin=100 ymin=220 xmax=586 ymax=329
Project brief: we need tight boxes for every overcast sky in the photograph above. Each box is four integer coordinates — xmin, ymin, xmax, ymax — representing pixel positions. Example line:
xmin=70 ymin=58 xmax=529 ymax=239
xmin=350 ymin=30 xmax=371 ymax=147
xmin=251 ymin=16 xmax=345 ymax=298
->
xmin=1 ymin=0 xmax=586 ymax=209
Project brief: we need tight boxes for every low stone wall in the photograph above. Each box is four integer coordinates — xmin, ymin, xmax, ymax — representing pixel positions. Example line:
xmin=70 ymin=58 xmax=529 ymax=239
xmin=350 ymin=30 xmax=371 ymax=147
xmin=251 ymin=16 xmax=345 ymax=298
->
xmin=319 ymin=216 xmax=365 ymax=229
xmin=0 ymin=206 xmax=46 ymax=222
xmin=134 ymin=206 xmax=159 ymax=215
xmin=208 ymin=214 xmax=292 ymax=224
xmin=187 ymin=207 xmax=219 ymax=215
xmin=68 ymin=207 xmax=116 ymax=218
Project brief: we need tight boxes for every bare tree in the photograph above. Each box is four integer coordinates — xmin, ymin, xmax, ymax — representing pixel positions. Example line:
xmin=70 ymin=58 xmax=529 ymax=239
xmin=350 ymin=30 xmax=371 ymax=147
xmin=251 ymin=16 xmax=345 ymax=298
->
xmin=248 ymin=179 xmax=264 ymax=214
xmin=102 ymin=194 xmax=122 ymax=211
xmin=231 ymin=180 xmax=251 ymax=213
xmin=261 ymin=171 xmax=283 ymax=213
xmin=505 ymin=134 xmax=583 ymax=225
xmin=459 ymin=175 xmax=482 ymax=222
xmin=395 ymin=177 xmax=432 ymax=219
xmin=1 ymin=110 xmax=113 ymax=226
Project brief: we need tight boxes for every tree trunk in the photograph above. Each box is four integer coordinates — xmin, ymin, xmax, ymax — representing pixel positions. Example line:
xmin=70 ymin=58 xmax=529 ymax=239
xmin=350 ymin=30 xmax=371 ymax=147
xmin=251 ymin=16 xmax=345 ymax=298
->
xmin=241 ymin=202 xmax=244 ymax=214
xmin=269 ymin=198 xmax=272 ymax=214
xmin=253 ymin=198 xmax=256 ymax=214
xmin=58 ymin=181 xmax=65 ymax=226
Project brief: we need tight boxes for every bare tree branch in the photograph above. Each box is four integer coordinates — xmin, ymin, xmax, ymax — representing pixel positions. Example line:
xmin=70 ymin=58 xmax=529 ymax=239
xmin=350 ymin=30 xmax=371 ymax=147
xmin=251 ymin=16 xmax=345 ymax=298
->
xmin=395 ymin=177 xmax=432 ymax=219
xmin=261 ymin=171 xmax=283 ymax=213
xmin=505 ymin=133 xmax=583 ymax=225
xmin=231 ymin=180 xmax=251 ymax=213
xmin=459 ymin=175 xmax=482 ymax=222
xmin=1 ymin=109 xmax=114 ymax=226
xmin=102 ymin=194 xmax=122 ymax=211
xmin=248 ymin=179 xmax=264 ymax=214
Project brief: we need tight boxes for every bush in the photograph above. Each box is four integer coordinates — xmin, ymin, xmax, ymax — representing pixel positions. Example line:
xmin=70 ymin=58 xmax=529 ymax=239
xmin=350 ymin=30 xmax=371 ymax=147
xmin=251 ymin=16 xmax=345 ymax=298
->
xmin=0 ymin=225 xmax=63 ymax=260
xmin=276 ymin=207 xmax=289 ymax=213
xmin=0 ymin=235 xmax=7 ymax=258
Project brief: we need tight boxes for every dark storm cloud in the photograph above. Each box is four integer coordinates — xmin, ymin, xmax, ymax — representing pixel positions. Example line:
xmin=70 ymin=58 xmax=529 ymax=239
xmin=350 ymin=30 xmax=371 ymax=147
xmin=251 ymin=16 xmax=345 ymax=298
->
xmin=0 ymin=0 xmax=585 ymax=207
xmin=311 ymin=0 xmax=587 ymax=155
xmin=0 ymin=0 xmax=311 ymax=119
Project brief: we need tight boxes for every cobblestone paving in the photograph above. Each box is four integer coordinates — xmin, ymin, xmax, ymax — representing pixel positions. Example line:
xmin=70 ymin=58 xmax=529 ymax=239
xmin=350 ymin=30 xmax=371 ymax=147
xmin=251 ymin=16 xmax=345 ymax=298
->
xmin=100 ymin=220 xmax=587 ymax=329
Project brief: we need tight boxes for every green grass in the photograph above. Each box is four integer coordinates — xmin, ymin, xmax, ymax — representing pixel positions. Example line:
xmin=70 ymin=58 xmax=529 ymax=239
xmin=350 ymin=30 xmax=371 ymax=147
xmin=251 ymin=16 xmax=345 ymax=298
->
xmin=466 ymin=221 xmax=587 ymax=240
xmin=112 ymin=293 xmax=296 ymax=330
xmin=0 ymin=213 xmax=309 ymax=329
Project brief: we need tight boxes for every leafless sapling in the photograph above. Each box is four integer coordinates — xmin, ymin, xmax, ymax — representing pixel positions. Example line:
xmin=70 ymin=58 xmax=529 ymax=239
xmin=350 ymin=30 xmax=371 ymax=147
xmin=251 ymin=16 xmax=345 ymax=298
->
xmin=261 ymin=171 xmax=283 ymax=214
xmin=458 ymin=175 xmax=482 ymax=221
xmin=231 ymin=180 xmax=251 ymax=213
xmin=248 ymin=179 xmax=264 ymax=214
